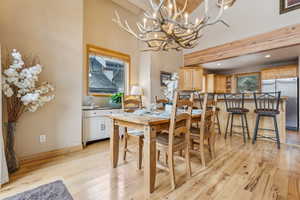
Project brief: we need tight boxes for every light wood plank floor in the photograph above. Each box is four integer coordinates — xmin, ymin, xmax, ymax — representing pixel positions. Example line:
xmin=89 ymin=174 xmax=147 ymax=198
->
xmin=1 ymin=135 xmax=300 ymax=200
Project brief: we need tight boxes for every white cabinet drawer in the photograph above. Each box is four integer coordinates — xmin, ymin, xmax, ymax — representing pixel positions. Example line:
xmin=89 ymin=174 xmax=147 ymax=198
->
xmin=83 ymin=109 xmax=122 ymax=118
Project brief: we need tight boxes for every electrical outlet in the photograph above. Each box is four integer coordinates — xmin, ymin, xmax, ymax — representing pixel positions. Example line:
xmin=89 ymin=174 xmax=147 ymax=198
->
xmin=39 ymin=135 xmax=46 ymax=143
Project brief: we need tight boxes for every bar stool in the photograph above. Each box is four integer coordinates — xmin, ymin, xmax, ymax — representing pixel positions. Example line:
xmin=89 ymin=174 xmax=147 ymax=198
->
xmin=252 ymin=92 xmax=281 ymax=149
xmin=224 ymin=93 xmax=250 ymax=143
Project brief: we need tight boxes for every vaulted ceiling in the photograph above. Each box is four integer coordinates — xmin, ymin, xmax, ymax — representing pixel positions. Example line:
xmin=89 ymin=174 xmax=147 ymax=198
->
xmin=176 ymin=0 xmax=203 ymax=13
xmin=115 ymin=0 xmax=203 ymax=14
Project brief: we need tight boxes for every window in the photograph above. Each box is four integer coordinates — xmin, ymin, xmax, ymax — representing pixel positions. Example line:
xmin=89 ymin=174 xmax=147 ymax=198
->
xmin=87 ymin=45 xmax=130 ymax=96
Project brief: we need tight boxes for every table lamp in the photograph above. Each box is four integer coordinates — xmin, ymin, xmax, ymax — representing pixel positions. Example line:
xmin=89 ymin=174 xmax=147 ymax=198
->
xmin=130 ymin=86 xmax=143 ymax=96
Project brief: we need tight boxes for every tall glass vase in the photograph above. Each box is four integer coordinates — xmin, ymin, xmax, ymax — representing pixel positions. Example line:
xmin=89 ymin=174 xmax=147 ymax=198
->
xmin=5 ymin=122 xmax=19 ymax=173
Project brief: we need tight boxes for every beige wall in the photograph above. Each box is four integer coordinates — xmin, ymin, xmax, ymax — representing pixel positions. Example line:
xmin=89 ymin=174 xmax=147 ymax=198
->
xmin=84 ymin=0 xmax=141 ymax=95
xmin=0 ymin=0 xmax=84 ymax=157
xmin=150 ymin=51 xmax=183 ymax=101
xmin=185 ymin=0 xmax=300 ymax=54
xmin=138 ymin=50 xmax=183 ymax=107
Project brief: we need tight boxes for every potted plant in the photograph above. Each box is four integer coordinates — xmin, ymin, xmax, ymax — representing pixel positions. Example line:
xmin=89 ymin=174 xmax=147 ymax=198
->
xmin=110 ymin=92 xmax=123 ymax=107
xmin=2 ymin=49 xmax=54 ymax=173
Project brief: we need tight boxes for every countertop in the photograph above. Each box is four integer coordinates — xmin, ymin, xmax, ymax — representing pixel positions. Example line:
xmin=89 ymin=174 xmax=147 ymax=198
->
xmin=82 ymin=106 xmax=122 ymax=111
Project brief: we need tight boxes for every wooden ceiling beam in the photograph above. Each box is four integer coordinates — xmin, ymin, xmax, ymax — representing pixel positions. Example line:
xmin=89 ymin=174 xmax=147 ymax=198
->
xmin=184 ymin=23 xmax=300 ymax=66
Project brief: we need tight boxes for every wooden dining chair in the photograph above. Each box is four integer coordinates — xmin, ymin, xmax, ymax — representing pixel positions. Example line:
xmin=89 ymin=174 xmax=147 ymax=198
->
xmin=122 ymin=95 xmax=144 ymax=169
xmin=193 ymin=93 xmax=221 ymax=135
xmin=190 ymin=93 xmax=218 ymax=167
xmin=155 ymin=96 xmax=168 ymax=110
xmin=156 ymin=91 xmax=194 ymax=190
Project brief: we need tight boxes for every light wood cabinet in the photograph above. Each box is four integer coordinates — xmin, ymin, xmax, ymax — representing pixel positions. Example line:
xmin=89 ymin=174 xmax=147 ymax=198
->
xmin=215 ymin=75 xmax=227 ymax=93
xmin=205 ymin=74 xmax=231 ymax=93
xmin=261 ymin=65 xmax=298 ymax=80
xmin=179 ymin=67 xmax=203 ymax=90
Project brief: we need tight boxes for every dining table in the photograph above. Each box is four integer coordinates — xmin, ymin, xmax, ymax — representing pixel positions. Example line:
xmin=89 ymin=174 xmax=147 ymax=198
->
xmin=108 ymin=109 xmax=202 ymax=197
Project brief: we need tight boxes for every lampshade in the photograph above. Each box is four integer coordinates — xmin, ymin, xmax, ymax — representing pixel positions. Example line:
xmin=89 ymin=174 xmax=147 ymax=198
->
xmin=130 ymin=86 xmax=143 ymax=96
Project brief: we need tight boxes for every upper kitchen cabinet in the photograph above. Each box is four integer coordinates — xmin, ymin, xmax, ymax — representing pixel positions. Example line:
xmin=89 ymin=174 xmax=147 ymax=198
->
xmin=206 ymin=74 xmax=232 ymax=93
xmin=261 ymin=65 xmax=298 ymax=80
xmin=179 ymin=66 xmax=203 ymax=90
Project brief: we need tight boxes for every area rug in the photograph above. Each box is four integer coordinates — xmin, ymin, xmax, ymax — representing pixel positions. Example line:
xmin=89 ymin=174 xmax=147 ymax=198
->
xmin=4 ymin=180 xmax=73 ymax=200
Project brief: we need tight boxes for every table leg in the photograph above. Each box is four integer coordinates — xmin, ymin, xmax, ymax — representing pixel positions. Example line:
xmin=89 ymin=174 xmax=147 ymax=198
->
xmin=143 ymin=125 xmax=157 ymax=196
xmin=110 ymin=120 xmax=120 ymax=168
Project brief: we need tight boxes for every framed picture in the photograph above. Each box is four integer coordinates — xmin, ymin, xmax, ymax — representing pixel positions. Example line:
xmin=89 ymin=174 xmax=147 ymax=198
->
xmin=236 ymin=73 xmax=260 ymax=93
xmin=160 ymin=71 xmax=172 ymax=87
xmin=280 ymin=0 xmax=300 ymax=14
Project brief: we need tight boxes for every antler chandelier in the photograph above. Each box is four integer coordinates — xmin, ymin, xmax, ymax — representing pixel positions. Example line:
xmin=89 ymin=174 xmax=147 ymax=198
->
xmin=113 ymin=0 xmax=229 ymax=51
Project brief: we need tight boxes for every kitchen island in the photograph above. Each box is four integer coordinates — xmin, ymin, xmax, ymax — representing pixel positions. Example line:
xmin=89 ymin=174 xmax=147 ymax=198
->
xmin=217 ymin=96 xmax=287 ymax=144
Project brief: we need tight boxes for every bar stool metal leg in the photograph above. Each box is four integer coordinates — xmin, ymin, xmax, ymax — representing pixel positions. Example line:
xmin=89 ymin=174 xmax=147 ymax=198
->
xmin=225 ymin=113 xmax=231 ymax=139
xmin=230 ymin=113 xmax=234 ymax=137
xmin=216 ymin=112 xmax=222 ymax=135
xmin=241 ymin=114 xmax=246 ymax=144
xmin=273 ymin=116 xmax=280 ymax=149
xmin=252 ymin=115 xmax=260 ymax=144
xmin=244 ymin=114 xmax=251 ymax=139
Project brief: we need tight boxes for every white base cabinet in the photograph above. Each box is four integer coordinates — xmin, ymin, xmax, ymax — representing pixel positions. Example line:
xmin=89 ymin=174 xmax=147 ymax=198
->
xmin=82 ymin=109 xmax=122 ymax=146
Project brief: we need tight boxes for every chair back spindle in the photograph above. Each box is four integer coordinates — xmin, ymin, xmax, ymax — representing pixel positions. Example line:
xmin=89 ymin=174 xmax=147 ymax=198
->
xmin=198 ymin=93 xmax=217 ymax=140
xmin=155 ymin=96 xmax=168 ymax=110
xmin=253 ymin=92 xmax=281 ymax=114
xmin=169 ymin=91 xmax=194 ymax=150
xmin=224 ymin=93 xmax=245 ymax=112
xmin=122 ymin=95 xmax=142 ymax=113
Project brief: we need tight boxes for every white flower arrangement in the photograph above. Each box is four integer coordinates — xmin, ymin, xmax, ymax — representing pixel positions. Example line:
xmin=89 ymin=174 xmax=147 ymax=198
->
xmin=2 ymin=49 xmax=54 ymax=121
xmin=162 ymin=73 xmax=178 ymax=102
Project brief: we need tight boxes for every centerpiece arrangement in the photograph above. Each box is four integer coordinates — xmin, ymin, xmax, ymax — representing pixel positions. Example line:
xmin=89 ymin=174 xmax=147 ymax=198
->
xmin=2 ymin=49 xmax=55 ymax=173
xmin=162 ymin=72 xmax=179 ymax=103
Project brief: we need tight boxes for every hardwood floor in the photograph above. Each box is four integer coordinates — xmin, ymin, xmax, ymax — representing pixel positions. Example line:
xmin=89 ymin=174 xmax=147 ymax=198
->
xmin=287 ymin=130 xmax=300 ymax=146
xmin=1 ymin=135 xmax=300 ymax=200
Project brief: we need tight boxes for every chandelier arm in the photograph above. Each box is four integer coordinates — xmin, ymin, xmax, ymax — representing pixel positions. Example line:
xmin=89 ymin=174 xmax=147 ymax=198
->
xmin=174 ymin=30 xmax=197 ymax=39
xmin=113 ymin=13 xmax=142 ymax=40
xmin=173 ymin=29 xmax=202 ymax=47
xmin=206 ymin=0 xmax=225 ymax=25
xmin=219 ymin=20 xmax=230 ymax=27
xmin=177 ymin=0 xmax=188 ymax=17
xmin=144 ymin=12 xmax=160 ymax=22
xmin=148 ymin=0 xmax=164 ymax=15
xmin=164 ymin=19 xmax=189 ymax=30
xmin=204 ymin=0 xmax=209 ymax=18
xmin=144 ymin=38 xmax=168 ymax=42
xmin=170 ymin=31 xmax=192 ymax=49
xmin=136 ymin=23 xmax=162 ymax=34
xmin=177 ymin=33 xmax=198 ymax=42
xmin=181 ymin=35 xmax=202 ymax=45
xmin=172 ymin=0 xmax=178 ymax=13
xmin=124 ymin=20 xmax=141 ymax=38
